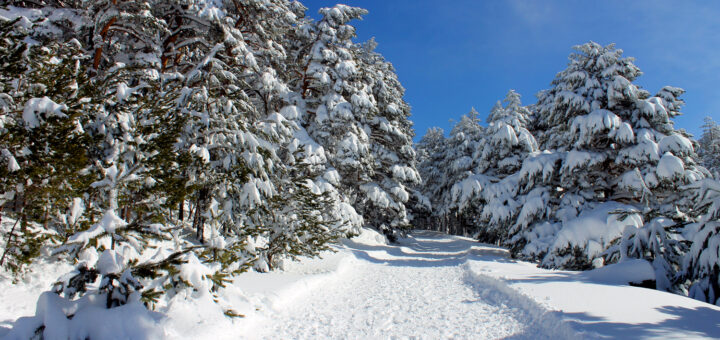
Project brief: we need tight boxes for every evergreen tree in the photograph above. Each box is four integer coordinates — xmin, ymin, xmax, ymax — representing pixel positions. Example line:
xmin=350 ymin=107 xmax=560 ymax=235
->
xmin=0 ymin=24 xmax=93 ymax=273
xmin=682 ymin=178 xmax=720 ymax=305
xmin=290 ymin=5 xmax=372 ymax=236
xmin=0 ymin=1 xmax=369 ymax=324
xmin=476 ymin=90 xmax=538 ymax=244
xmin=413 ymin=127 xmax=446 ymax=229
xmin=437 ymin=108 xmax=485 ymax=235
xmin=298 ymin=4 xmax=372 ymax=197
xmin=354 ymin=39 xmax=420 ymax=238
xmin=699 ymin=117 xmax=720 ymax=178
xmin=515 ymin=42 xmax=706 ymax=273
xmin=291 ymin=5 xmax=419 ymax=239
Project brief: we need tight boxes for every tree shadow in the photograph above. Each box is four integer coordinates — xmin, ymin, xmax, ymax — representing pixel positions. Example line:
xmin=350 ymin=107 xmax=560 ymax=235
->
xmin=342 ymin=231 xmax=515 ymax=268
xmin=506 ymin=269 xmax=650 ymax=287
xmin=463 ymin=270 xmax=720 ymax=339
xmin=0 ymin=320 xmax=12 ymax=337
xmin=555 ymin=306 xmax=720 ymax=339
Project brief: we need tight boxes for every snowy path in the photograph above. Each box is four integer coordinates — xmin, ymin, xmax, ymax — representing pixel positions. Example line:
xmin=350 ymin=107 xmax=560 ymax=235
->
xmin=251 ymin=231 xmax=571 ymax=339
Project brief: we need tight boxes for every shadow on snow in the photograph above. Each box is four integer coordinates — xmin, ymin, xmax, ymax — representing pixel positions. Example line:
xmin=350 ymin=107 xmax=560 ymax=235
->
xmin=342 ymin=230 xmax=514 ymax=268
xmin=347 ymin=230 xmax=720 ymax=339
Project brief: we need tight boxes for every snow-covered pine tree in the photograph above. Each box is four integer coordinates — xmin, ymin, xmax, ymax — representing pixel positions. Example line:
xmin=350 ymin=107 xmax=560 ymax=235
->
xmin=682 ymin=178 xmax=720 ymax=305
xmin=153 ymin=0 xmax=358 ymax=273
xmin=699 ymin=117 xmax=720 ymax=178
xmin=413 ymin=127 xmax=446 ymax=229
xmin=514 ymin=42 xmax=707 ymax=275
xmin=294 ymin=5 xmax=412 ymax=237
xmin=259 ymin=150 xmax=350 ymax=270
xmin=521 ymin=43 xmax=641 ymax=269
xmin=475 ymin=90 xmax=538 ymax=244
xmin=603 ymin=87 xmax=708 ymax=290
xmin=83 ymin=0 xmax=167 ymax=76
xmin=299 ymin=4 xmax=372 ymax=188
xmin=533 ymin=42 xmax=644 ymax=214
xmin=1 ymin=1 xmax=426 ymax=333
xmin=353 ymin=38 xmax=420 ymax=239
xmin=437 ymin=108 xmax=485 ymax=236
xmin=58 ymin=63 xmax=196 ymax=309
xmin=1 ymin=0 xmax=351 ymax=314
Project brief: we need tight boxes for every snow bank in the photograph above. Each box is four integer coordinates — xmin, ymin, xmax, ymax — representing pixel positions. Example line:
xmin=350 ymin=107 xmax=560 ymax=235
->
xmin=345 ymin=226 xmax=388 ymax=247
xmin=4 ymin=228 xmax=718 ymax=339
xmin=3 ymin=292 xmax=162 ymax=340
xmin=463 ymin=265 xmax=578 ymax=339
xmin=578 ymin=258 xmax=655 ymax=285
xmin=468 ymin=244 xmax=720 ymax=339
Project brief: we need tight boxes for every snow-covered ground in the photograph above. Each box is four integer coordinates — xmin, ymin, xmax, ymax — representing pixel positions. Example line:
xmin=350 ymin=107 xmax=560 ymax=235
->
xmin=2 ymin=229 xmax=720 ymax=339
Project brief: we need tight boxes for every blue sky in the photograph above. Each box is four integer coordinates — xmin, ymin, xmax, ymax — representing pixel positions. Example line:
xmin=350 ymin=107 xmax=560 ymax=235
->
xmin=300 ymin=0 xmax=720 ymax=140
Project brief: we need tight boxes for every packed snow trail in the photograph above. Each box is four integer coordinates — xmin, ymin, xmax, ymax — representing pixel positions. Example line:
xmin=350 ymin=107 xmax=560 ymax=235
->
xmin=250 ymin=231 xmax=574 ymax=339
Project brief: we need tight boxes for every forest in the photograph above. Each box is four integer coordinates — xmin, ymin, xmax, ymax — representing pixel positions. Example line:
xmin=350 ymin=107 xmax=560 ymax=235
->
xmin=1 ymin=0 xmax=720 ymax=337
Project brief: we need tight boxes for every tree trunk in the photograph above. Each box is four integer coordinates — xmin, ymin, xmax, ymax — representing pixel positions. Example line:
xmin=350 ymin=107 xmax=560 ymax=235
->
xmin=0 ymin=215 xmax=20 ymax=266
xmin=178 ymin=200 xmax=184 ymax=221
xmin=194 ymin=188 xmax=208 ymax=243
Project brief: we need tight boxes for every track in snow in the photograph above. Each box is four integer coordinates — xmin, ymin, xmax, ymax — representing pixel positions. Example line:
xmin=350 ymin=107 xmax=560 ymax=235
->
xmin=254 ymin=231 xmax=573 ymax=340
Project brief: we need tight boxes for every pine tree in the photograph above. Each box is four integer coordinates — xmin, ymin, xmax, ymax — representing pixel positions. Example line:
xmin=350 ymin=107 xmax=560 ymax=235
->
xmin=414 ymin=127 xmax=446 ymax=229
xmin=699 ymin=117 xmax=720 ymax=178
xmin=0 ymin=24 xmax=93 ymax=273
xmin=353 ymin=39 xmax=420 ymax=238
xmin=258 ymin=151 xmax=349 ymax=270
xmin=476 ymin=90 xmax=538 ymax=244
xmin=298 ymin=4 xmax=372 ymax=193
xmin=437 ymin=108 xmax=485 ymax=235
xmin=514 ymin=42 xmax=706 ymax=273
xmin=294 ymin=5 xmax=418 ymax=239
xmin=682 ymin=178 xmax=720 ymax=305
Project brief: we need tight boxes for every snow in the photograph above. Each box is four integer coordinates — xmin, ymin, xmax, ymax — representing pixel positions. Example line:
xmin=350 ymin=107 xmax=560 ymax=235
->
xmin=1 ymin=149 xmax=19 ymax=172
xmin=4 ymin=292 xmax=163 ymax=340
xmin=579 ymin=258 xmax=655 ymax=284
xmin=0 ymin=260 xmax=74 ymax=336
xmin=96 ymin=250 xmax=125 ymax=275
xmin=520 ymin=151 xmax=560 ymax=184
xmin=360 ymin=183 xmax=393 ymax=209
xmin=656 ymin=152 xmax=685 ymax=180
xmin=278 ymin=105 xmax=300 ymax=120
xmin=570 ymin=109 xmax=621 ymax=146
xmin=562 ymin=150 xmax=605 ymax=174
xmin=67 ymin=198 xmax=84 ymax=226
xmin=22 ymin=97 xmax=67 ymax=129
xmin=536 ymin=202 xmax=643 ymax=266
xmin=66 ymin=210 xmax=128 ymax=246
xmin=470 ymin=247 xmax=720 ymax=339
xmin=3 ymin=228 xmax=720 ymax=339
xmin=450 ymin=174 xmax=487 ymax=210
xmin=617 ymin=168 xmax=648 ymax=193
xmin=611 ymin=122 xmax=635 ymax=143
xmin=659 ymin=134 xmax=694 ymax=155
xmin=492 ymin=123 xmax=519 ymax=146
